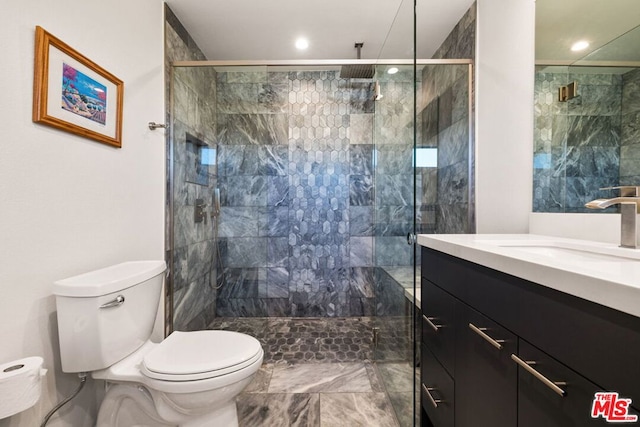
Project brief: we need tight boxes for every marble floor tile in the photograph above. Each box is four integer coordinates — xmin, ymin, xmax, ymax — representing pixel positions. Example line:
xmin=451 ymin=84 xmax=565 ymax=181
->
xmin=244 ymin=364 xmax=273 ymax=393
xmin=269 ymin=363 xmax=372 ymax=393
xmin=237 ymin=393 xmax=320 ymax=427
xmin=319 ymin=393 xmax=399 ymax=427
xmin=377 ymin=362 xmax=414 ymax=393
xmin=388 ymin=391 xmax=416 ymax=427
xmin=364 ymin=361 xmax=385 ymax=393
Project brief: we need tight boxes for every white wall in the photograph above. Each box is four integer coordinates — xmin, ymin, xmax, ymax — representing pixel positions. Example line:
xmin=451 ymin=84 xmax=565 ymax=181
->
xmin=475 ymin=0 xmax=535 ymax=233
xmin=0 ymin=1 xmax=165 ymax=426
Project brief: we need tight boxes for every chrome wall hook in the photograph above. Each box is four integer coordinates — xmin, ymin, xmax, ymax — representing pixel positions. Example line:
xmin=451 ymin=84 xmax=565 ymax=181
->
xmin=148 ymin=122 xmax=167 ymax=130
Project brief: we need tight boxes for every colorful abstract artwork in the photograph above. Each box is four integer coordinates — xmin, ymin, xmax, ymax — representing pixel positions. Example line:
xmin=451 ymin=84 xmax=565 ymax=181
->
xmin=61 ymin=63 xmax=107 ymax=125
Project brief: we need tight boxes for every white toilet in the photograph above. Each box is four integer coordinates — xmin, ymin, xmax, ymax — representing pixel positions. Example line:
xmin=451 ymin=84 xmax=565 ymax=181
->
xmin=53 ymin=261 xmax=263 ymax=427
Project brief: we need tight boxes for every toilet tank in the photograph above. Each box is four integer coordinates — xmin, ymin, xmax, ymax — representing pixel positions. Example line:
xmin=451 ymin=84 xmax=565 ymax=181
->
xmin=53 ymin=261 xmax=166 ymax=373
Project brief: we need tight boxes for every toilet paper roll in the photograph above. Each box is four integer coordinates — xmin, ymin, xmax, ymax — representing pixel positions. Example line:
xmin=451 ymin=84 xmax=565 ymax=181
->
xmin=0 ymin=357 xmax=47 ymax=420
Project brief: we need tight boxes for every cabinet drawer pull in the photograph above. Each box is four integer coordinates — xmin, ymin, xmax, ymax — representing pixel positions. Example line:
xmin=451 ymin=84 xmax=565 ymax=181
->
xmin=423 ymin=315 xmax=442 ymax=332
xmin=421 ymin=383 xmax=443 ymax=408
xmin=468 ymin=323 xmax=505 ymax=350
xmin=511 ymin=354 xmax=566 ymax=397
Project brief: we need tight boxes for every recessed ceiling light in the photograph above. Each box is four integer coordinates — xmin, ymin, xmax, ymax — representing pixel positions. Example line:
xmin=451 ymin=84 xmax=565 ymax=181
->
xmin=295 ymin=38 xmax=309 ymax=50
xmin=387 ymin=67 xmax=399 ymax=75
xmin=571 ymin=40 xmax=590 ymax=52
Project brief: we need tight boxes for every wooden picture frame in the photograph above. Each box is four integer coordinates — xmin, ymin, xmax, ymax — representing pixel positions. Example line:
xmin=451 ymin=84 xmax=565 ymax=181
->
xmin=32 ymin=26 xmax=124 ymax=148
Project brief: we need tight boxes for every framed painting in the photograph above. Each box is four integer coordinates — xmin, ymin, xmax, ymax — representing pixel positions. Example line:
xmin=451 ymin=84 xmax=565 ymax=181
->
xmin=32 ymin=26 xmax=124 ymax=148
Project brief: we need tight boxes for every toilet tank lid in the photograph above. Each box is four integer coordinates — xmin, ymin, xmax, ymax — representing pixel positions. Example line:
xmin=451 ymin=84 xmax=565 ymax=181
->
xmin=53 ymin=261 xmax=166 ymax=297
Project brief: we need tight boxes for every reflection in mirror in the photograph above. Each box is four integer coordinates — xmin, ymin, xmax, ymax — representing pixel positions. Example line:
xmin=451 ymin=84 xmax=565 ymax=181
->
xmin=533 ymin=1 xmax=640 ymax=213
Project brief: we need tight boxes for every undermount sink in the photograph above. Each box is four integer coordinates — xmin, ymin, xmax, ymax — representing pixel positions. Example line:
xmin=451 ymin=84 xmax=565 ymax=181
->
xmin=493 ymin=241 xmax=640 ymax=263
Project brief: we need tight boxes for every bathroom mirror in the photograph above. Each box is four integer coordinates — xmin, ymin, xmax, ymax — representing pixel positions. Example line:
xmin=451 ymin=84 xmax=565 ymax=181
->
xmin=533 ymin=0 xmax=640 ymax=213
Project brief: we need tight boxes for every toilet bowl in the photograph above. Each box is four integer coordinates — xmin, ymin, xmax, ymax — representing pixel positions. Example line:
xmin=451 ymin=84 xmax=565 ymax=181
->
xmin=52 ymin=261 xmax=263 ymax=427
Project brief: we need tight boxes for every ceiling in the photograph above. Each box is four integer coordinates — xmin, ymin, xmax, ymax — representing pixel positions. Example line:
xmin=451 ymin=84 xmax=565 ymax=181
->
xmin=536 ymin=0 xmax=640 ymax=63
xmin=164 ymin=0 xmax=476 ymax=60
xmin=165 ymin=0 xmax=640 ymax=64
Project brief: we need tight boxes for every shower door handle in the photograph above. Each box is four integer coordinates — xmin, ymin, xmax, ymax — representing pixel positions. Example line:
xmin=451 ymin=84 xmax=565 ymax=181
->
xmin=407 ymin=233 xmax=416 ymax=245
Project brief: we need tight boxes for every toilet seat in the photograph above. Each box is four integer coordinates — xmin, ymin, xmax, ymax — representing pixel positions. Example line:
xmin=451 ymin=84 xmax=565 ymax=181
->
xmin=141 ymin=330 xmax=263 ymax=382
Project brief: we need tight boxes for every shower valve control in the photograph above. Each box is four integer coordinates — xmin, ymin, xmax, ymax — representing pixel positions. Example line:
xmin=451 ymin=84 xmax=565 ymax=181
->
xmin=194 ymin=199 xmax=207 ymax=224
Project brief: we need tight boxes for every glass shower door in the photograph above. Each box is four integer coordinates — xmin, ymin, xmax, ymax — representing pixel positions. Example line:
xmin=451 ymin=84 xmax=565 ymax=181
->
xmin=371 ymin=63 xmax=418 ymax=426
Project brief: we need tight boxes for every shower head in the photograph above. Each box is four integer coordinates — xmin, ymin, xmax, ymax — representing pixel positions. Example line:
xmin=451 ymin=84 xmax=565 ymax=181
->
xmin=340 ymin=43 xmax=375 ymax=79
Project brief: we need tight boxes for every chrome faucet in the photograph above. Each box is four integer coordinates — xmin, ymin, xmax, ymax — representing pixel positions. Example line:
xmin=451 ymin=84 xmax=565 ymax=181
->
xmin=585 ymin=186 xmax=640 ymax=249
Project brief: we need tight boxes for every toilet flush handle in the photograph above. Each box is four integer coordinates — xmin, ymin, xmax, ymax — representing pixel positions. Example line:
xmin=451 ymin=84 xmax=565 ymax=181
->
xmin=99 ymin=295 xmax=125 ymax=309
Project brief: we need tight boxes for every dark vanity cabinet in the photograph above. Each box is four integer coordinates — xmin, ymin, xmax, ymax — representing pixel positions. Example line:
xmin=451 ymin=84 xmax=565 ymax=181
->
xmin=420 ymin=247 xmax=640 ymax=427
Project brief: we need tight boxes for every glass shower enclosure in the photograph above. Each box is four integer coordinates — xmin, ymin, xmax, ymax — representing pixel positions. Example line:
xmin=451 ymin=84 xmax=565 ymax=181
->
xmin=165 ymin=59 xmax=472 ymax=426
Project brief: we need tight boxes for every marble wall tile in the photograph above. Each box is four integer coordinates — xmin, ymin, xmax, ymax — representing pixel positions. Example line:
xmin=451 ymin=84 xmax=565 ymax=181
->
xmin=223 ymin=237 xmax=267 ymax=268
xmin=438 ymin=87 xmax=453 ymax=130
xmin=620 ymin=145 xmax=640 ymax=178
xmin=421 ymin=98 xmax=439 ymax=141
xmin=349 ymin=297 xmax=376 ymax=317
xmin=622 ymin=69 xmax=640 ymax=115
xmin=533 ymin=170 xmax=565 ymax=212
xmin=267 ymin=298 xmax=292 ymax=316
xmin=219 ymin=176 xmax=267 ymax=206
xmin=374 ymin=269 xmax=407 ymax=317
xmin=218 ymin=207 xmax=259 ymax=237
xmin=267 ymin=237 xmax=289 ymax=267
xmin=217 ymin=113 xmax=288 ymax=145
xmin=438 ymin=119 xmax=469 ymax=168
xmin=216 ymin=83 xmax=259 ymax=114
xmin=350 ymin=144 xmax=373 ymax=175
xmin=375 ymin=237 xmax=412 ymax=267
xmin=267 ymin=267 xmax=290 ymax=298
xmin=567 ymin=83 xmax=622 ymax=116
xmin=436 ymin=203 xmax=470 ymax=234
xmin=217 ymin=267 xmax=263 ymax=299
xmin=564 ymin=146 xmax=619 ymax=179
xmin=267 ymin=176 xmax=290 ymax=207
xmin=349 ymin=114 xmax=374 ymax=144
xmin=349 ymin=82 xmax=375 ymax=114
xmin=216 ymin=297 xmax=268 ymax=317
xmin=259 ymin=206 xmax=289 ymax=237
xmin=259 ymin=83 xmax=288 ymax=113
xmin=421 ymin=7 xmax=475 ymax=233
xmin=565 ymin=177 xmax=619 ymax=213
xmin=376 ymin=175 xmax=412 ymax=206
xmin=260 ymin=145 xmax=288 ymax=176
xmin=567 ymin=115 xmax=620 ymax=147
xmin=349 ymin=175 xmax=374 ymax=206
xmin=173 ymin=205 xmax=198 ymax=249
xmin=375 ymin=145 xmax=413 ymax=175
xmin=166 ymin=11 xmax=220 ymax=333
xmin=350 ymin=237 xmax=374 ymax=267
xmin=173 ymin=274 xmax=214 ymax=331
xmin=187 ymin=240 xmax=213 ymax=283
xmin=218 ymin=145 xmax=260 ymax=176
xmin=534 ymin=68 xmax=631 ymax=212
xmin=172 ymin=245 xmax=189 ymax=292
xmin=437 ymin=162 xmax=469 ymax=205
xmin=451 ymin=75 xmax=470 ymax=124
xmin=349 ymin=267 xmax=375 ymax=298
xmin=226 ymin=71 xmax=267 ymax=84
xmin=349 ymin=206 xmax=374 ymax=236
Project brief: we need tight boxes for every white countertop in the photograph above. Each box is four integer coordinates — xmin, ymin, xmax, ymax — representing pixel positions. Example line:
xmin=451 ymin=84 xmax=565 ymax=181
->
xmin=417 ymin=234 xmax=640 ymax=318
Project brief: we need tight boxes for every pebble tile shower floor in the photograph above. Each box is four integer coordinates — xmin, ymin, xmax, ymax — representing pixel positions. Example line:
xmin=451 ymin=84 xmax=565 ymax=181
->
xmin=207 ymin=316 xmax=411 ymax=364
